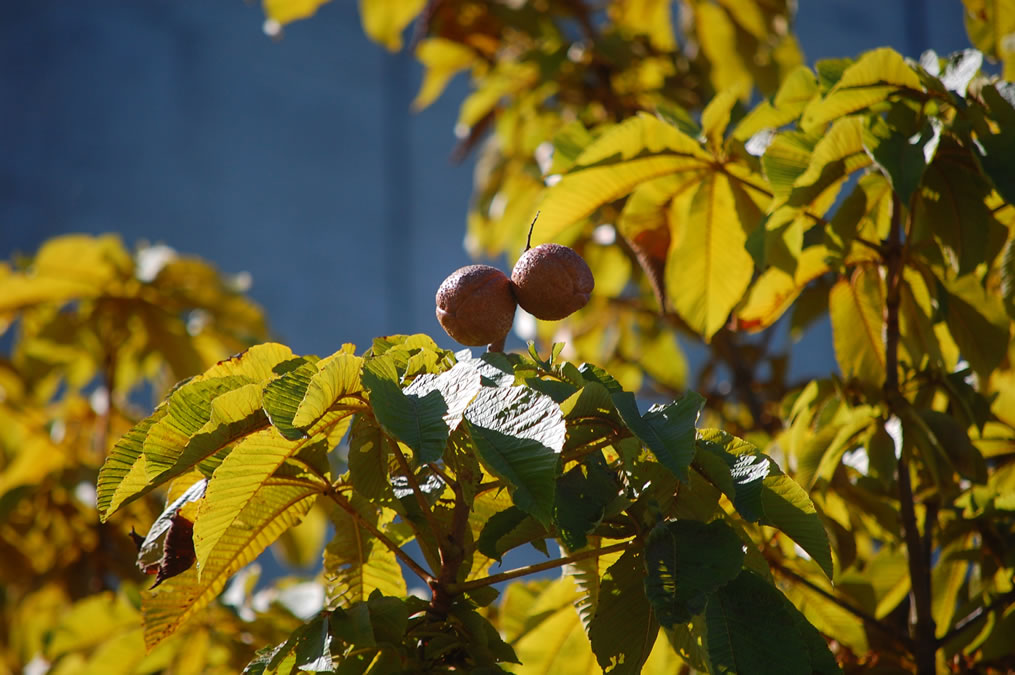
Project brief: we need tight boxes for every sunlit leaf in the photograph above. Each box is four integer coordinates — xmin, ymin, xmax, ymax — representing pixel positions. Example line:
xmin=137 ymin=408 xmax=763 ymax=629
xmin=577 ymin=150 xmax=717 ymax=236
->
xmin=613 ymin=390 xmax=704 ymax=483
xmin=291 ymin=351 xmax=365 ymax=429
xmin=666 ymin=172 xmax=759 ymax=339
xmin=464 ymin=386 xmax=566 ymax=524
xmin=738 ymin=245 xmax=831 ymax=332
xmin=734 ymin=66 xmax=819 ymax=142
xmin=413 ymin=38 xmax=476 ymax=111
xmin=358 ymin=0 xmax=426 ymax=51
xmin=262 ymin=0 xmax=331 ymax=27
xmin=801 ymin=47 xmax=923 ymax=131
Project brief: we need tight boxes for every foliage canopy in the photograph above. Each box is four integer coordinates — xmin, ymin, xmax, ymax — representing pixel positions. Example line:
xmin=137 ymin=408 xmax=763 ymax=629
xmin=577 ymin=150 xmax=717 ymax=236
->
xmin=2 ymin=1 xmax=1015 ymax=674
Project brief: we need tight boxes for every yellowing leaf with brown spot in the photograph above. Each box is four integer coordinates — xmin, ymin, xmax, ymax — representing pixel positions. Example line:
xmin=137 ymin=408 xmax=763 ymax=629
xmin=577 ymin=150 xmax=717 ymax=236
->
xmin=666 ymin=172 xmax=757 ymax=340
xmin=738 ymin=246 xmax=831 ymax=332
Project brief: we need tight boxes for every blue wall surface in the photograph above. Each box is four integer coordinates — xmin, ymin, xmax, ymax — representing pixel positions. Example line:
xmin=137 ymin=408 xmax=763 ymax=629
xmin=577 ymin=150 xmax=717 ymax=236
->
xmin=2 ymin=1 xmax=972 ymax=367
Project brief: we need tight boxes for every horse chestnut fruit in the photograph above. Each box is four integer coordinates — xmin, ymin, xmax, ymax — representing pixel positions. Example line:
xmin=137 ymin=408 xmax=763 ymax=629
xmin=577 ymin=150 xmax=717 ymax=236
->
xmin=510 ymin=243 xmax=594 ymax=320
xmin=435 ymin=264 xmax=517 ymax=347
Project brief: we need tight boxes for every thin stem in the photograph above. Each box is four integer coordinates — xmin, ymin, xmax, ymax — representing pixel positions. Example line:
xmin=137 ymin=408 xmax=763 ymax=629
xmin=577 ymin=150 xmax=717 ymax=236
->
xmin=324 ymin=487 xmax=435 ymax=585
xmin=938 ymin=589 xmax=1015 ymax=646
xmin=391 ymin=443 xmax=445 ymax=547
xmin=524 ymin=211 xmax=540 ymax=252
xmin=449 ymin=540 xmax=633 ymax=594
xmin=770 ymin=559 xmax=914 ymax=652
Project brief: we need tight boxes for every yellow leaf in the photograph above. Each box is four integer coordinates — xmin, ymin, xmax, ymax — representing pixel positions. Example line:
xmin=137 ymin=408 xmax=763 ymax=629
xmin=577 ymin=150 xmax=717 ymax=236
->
xmin=829 ymin=266 xmax=887 ymax=388
xmin=508 ymin=577 xmax=600 ymax=674
xmin=801 ymin=47 xmax=923 ymax=131
xmin=142 ymin=483 xmax=318 ymax=648
xmin=262 ymin=0 xmax=330 ymax=26
xmin=963 ymin=0 xmax=1015 ymax=79
xmin=292 ymin=351 xmax=365 ymax=428
xmin=789 ymin=116 xmax=871 ymax=214
xmin=733 ymin=65 xmax=818 ymax=142
xmin=412 ymin=39 xmax=475 ymax=111
xmin=358 ymin=0 xmax=425 ymax=51
xmin=738 ymin=245 xmax=831 ymax=332
xmin=701 ymin=89 xmax=741 ymax=152
xmin=324 ymin=497 xmax=407 ymax=607
xmin=536 ymin=113 xmax=710 ymax=242
xmin=695 ymin=3 xmax=752 ymax=94
xmin=610 ymin=0 xmax=677 ymax=51
xmin=666 ymin=173 xmax=756 ymax=340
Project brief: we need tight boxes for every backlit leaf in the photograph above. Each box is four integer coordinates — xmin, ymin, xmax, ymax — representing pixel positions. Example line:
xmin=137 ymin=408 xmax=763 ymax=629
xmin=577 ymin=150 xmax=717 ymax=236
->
xmin=358 ymin=0 xmax=425 ymax=51
xmin=324 ymin=497 xmax=407 ymax=608
xmin=829 ymin=266 xmax=886 ymax=389
xmin=589 ymin=548 xmax=658 ymax=674
xmin=666 ymin=172 xmax=758 ymax=340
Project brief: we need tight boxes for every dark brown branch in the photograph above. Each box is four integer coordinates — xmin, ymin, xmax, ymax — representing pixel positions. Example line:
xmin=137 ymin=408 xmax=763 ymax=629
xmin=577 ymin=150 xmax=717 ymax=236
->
xmin=449 ymin=539 xmax=634 ymax=594
xmin=885 ymin=192 xmax=936 ymax=674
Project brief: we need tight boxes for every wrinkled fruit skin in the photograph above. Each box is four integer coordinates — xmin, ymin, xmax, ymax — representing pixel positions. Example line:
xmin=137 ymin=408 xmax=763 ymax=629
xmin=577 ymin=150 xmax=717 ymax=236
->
xmin=510 ymin=243 xmax=594 ymax=320
xmin=436 ymin=264 xmax=517 ymax=346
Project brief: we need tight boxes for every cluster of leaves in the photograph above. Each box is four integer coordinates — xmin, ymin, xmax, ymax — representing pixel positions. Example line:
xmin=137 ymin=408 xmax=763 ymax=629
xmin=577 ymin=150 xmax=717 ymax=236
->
xmin=268 ymin=1 xmax=1015 ymax=670
xmin=95 ymin=332 xmax=839 ymax=672
xmin=0 ymin=235 xmax=287 ymax=673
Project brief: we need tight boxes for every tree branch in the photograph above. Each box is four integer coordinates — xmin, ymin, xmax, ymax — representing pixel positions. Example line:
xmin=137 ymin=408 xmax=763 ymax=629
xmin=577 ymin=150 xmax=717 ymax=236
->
xmin=449 ymin=539 xmax=633 ymax=594
xmin=938 ymin=589 xmax=1015 ymax=646
xmin=884 ymin=192 xmax=937 ymax=674
xmin=324 ymin=487 xmax=435 ymax=586
xmin=769 ymin=558 xmax=914 ymax=652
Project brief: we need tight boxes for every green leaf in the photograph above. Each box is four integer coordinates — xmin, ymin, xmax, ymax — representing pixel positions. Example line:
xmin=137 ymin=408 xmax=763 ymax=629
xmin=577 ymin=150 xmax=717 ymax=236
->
xmin=97 ymin=410 xmax=166 ymax=520
xmin=696 ymin=429 xmax=833 ymax=578
xmin=464 ymin=386 xmax=566 ymax=525
xmin=643 ymin=519 xmax=745 ymax=627
xmin=362 ymin=356 xmax=471 ymax=464
xmin=942 ymin=275 xmax=1012 ymax=381
xmin=704 ymin=570 xmax=812 ymax=675
xmin=863 ymin=114 xmax=940 ymax=206
xmin=977 ymin=83 xmax=1015 ymax=204
xmin=324 ymin=497 xmax=407 ymax=608
xmin=666 ymin=172 xmax=759 ymax=339
xmin=788 ymin=116 xmax=871 ymax=212
xmin=553 ymin=453 xmax=619 ymax=551
xmin=588 ymin=548 xmax=659 ymax=674
xmin=801 ymin=47 xmax=923 ymax=132
xmin=244 ymin=613 xmax=334 ymax=675
xmin=476 ymin=506 xmax=547 ymax=562
xmin=1002 ymin=235 xmax=1015 ymax=321
xmin=346 ymin=415 xmax=396 ymax=503
xmin=829 ymin=266 xmax=886 ymax=389
xmin=613 ymin=391 xmax=704 ymax=483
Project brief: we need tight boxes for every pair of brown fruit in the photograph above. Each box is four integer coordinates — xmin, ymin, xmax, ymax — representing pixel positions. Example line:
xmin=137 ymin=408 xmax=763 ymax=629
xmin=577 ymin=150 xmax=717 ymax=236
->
xmin=436 ymin=239 xmax=594 ymax=349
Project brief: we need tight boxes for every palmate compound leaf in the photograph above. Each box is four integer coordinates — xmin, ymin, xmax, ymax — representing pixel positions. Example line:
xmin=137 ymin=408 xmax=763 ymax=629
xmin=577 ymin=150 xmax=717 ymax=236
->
xmin=696 ymin=428 xmax=834 ymax=578
xmin=362 ymin=357 xmax=481 ymax=465
xmin=588 ymin=548 xmax=659 ymax=674
xmin=97 ymin=343 xmax=297 ymax=520
xmin=323 ymin=495 xmax=407 ymax=609
xmin=704 ymin=570 xmax=840 ymax=675
xmin=193 ymin=409 xmax=355 ymax=578
xmin=142 ymin=482 xmax=319 ymax=649
xmin=463 ymin=385 xmax=566 ymax=525
xmin=642 ymin=519 xmax=745 ymax=627
xmin=535 ymin=112 xmax=713 ymax=243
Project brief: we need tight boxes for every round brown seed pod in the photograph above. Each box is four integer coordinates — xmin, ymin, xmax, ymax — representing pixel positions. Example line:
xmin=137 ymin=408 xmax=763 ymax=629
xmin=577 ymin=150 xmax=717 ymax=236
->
xmin=510 ymin=243 xmax=594 ymax=320
xmin=435 ymin=264 xmax=517 ymax=346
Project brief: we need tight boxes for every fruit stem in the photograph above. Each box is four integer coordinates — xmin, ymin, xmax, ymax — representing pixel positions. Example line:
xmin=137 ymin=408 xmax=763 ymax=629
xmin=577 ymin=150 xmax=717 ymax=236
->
xmin=524 ymin=211 xmax=540 ymax=252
